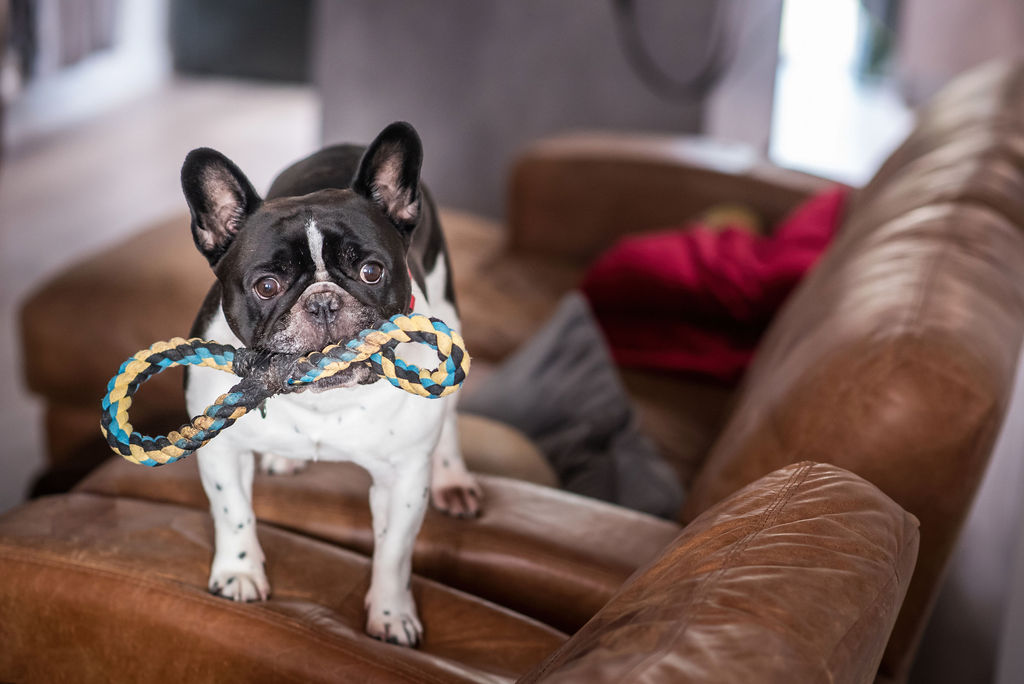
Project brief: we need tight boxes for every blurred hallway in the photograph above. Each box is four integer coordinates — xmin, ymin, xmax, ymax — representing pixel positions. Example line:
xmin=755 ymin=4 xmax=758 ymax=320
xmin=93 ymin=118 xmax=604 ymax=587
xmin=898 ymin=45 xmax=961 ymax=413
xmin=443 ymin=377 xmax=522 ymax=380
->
xmin=0 ymin=77 xmax=318 ymax=512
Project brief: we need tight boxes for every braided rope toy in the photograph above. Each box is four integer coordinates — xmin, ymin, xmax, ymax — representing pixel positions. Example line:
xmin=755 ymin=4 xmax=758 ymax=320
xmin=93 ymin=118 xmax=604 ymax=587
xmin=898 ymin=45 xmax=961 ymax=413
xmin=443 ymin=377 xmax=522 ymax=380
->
xmin=101 ymin=313 xmax=469 ymax=467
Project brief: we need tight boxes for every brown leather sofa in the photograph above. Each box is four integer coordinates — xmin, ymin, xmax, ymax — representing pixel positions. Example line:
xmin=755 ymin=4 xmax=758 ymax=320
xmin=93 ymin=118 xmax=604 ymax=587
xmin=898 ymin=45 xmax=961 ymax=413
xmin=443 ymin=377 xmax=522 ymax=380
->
xmin=6 ymin=60 xmax=1024 ymax=682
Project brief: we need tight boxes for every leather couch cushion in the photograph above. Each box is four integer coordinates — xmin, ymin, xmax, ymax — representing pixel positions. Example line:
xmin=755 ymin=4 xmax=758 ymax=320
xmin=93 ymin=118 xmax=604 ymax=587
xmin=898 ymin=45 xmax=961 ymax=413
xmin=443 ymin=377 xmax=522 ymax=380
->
xmin=76 ymin=457 xmax=681 ymax=634
xmin=0 ymin=493 xmax=566 ymax=683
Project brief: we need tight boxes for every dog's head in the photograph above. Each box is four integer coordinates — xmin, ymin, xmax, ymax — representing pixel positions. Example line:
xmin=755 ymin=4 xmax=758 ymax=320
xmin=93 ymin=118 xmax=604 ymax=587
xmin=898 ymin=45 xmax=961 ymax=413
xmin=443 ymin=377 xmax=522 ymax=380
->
xmin=181 ymin=123 xmax=423 ymax=386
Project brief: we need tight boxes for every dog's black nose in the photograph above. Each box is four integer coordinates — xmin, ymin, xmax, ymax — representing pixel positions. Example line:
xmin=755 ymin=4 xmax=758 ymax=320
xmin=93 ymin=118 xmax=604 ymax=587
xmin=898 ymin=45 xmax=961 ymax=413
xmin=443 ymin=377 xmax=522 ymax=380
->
xmin=305 ymin=292 xmax=340 ymax=324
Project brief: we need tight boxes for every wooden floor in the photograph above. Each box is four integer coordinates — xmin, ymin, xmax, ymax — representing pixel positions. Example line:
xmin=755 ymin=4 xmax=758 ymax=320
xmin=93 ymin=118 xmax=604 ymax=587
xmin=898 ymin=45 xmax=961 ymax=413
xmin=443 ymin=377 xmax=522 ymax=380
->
xmin=0 ymin=77 xmax=319 ymax=513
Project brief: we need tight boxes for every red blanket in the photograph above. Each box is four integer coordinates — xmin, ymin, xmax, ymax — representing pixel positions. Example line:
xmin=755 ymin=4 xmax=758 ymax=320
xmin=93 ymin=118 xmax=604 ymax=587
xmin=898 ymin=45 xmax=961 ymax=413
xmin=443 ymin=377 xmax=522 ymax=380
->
xmin=581 ymin=187 xmax=848 ymax=382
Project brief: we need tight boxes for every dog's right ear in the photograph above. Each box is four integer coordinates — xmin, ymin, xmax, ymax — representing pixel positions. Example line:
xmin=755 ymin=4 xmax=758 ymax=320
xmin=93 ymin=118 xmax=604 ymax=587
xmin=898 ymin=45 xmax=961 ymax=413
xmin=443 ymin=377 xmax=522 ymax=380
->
xmin=181 ymin=148 xmax=262 ymax=266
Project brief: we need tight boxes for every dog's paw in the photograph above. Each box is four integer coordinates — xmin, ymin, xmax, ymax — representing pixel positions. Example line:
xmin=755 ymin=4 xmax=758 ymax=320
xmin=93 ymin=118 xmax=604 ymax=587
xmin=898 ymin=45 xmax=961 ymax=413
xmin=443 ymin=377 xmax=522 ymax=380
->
xmin=431 ymin=469 xmax=483 ymax=519
xmin=258 ymin=452 xmax=308 ymax=476
xmin=208 ymin=567 xmax=270 ymax=602
xmin=364 ymin=592 xmax=423 ymax=647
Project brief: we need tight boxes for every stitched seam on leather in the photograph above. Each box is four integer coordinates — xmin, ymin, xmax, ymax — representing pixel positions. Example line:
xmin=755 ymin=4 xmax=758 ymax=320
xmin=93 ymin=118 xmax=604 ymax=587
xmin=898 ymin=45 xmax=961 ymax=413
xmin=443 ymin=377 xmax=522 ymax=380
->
xmin=0 ymin=547 xmax=455 ymax=684
xmin=611 ymin=461 xmax=816 ymax=682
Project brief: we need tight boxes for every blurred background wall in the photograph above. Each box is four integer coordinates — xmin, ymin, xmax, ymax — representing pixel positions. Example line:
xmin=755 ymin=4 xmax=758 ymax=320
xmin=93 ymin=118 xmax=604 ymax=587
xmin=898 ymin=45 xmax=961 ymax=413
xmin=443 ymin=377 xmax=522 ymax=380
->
xmin=897 ymin=0 xmax=1024 ymax=105
xmin=313 ymin=0 xmax=781 ymax=217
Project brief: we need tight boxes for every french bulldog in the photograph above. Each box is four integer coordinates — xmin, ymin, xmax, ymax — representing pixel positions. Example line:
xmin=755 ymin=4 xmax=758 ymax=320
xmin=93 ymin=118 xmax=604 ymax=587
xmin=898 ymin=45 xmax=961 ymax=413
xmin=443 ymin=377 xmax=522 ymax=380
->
xmin=180 ymin=122 xmax=481 ymax=647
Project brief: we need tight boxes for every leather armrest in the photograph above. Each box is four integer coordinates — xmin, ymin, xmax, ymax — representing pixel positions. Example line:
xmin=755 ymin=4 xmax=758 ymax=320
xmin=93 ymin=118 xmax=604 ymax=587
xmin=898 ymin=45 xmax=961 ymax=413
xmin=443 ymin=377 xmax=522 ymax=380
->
xmin=507 ymin=132 xmax=839 ymax=262
xmin=521 ymin=462 xmax=920 ymax=684
xmin=686 ymin=77 xmax=1024 ymax=675
xmin=75 ymin=456 xmax=681 ymax=634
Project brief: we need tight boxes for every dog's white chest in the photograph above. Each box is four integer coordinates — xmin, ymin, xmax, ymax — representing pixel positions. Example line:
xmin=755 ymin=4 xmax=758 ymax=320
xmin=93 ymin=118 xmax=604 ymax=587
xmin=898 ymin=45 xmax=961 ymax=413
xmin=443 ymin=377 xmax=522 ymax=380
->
xmin=242 ymin=382 xmax=443 ymax=466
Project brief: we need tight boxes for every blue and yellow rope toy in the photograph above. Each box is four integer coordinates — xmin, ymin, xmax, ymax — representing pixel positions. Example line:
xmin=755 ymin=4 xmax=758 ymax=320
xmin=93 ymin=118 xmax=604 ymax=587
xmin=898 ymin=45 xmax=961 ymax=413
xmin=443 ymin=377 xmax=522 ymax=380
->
xmin=101 ymin=313 xmax=470 ymax=467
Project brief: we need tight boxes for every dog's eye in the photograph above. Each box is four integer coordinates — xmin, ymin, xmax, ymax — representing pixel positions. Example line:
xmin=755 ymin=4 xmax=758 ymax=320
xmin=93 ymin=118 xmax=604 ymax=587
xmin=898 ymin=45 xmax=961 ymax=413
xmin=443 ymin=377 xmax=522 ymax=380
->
xmin=360 ymin=261 xmax=385 ymax=284
xmin=253 ymin=276 xmax=282 ymax=299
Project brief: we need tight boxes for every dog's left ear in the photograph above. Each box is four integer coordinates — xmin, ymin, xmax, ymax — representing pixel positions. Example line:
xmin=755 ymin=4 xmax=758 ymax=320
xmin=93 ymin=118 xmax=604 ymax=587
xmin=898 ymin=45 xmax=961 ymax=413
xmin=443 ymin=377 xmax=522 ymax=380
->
xmin=352 ymin=122 xmax=423 ymax=235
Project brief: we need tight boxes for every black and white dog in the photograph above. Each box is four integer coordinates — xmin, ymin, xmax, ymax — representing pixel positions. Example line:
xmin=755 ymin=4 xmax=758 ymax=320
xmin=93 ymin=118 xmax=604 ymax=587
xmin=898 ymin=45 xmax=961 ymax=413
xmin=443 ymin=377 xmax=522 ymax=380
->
xmin=180 ymin=122 xmax=481 ymax=647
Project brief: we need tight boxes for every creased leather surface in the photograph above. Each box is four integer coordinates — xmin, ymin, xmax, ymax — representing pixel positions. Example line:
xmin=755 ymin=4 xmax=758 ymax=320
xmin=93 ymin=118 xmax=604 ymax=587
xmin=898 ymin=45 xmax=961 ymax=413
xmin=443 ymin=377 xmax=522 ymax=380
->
xmin=686 ymin=60 xmax=1024 ymax=681
xmin=0 ymin=494 xmax=566 ymax=683
xmin=76 ymin=457 xmax=680 ymax=634
xmin=521 ymin=462 xmax=919 ymax=684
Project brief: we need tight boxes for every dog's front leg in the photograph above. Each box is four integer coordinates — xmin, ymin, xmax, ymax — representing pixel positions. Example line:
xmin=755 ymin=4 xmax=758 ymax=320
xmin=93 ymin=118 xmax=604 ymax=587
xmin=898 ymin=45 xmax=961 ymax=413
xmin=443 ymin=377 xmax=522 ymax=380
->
xmin=364 ymin=455 xmax=430 ymax=647
xmin=430 ymin=397 xmax=483 ymax=518
xmin=197 ymin=444 xmax=269 ymax=601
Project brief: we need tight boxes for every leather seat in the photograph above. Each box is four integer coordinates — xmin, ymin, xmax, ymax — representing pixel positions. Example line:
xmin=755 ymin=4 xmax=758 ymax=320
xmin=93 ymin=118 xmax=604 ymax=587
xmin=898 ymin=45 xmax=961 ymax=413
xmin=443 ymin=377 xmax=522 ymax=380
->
xmin=0 ymin=462 xmax=916 ymax=682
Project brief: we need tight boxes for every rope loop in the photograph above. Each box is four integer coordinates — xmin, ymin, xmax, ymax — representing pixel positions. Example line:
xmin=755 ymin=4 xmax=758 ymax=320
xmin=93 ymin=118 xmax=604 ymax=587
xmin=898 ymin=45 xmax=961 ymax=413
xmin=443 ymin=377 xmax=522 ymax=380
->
xmin=100 ymin=313 xmax=469 ymax=466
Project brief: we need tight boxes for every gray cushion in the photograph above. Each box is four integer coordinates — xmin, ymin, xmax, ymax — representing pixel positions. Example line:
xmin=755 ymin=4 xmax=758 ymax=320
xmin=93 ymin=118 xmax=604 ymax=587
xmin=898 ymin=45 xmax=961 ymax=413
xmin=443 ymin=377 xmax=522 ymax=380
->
xmin=461 ymin=293 xmax=684 ymax=519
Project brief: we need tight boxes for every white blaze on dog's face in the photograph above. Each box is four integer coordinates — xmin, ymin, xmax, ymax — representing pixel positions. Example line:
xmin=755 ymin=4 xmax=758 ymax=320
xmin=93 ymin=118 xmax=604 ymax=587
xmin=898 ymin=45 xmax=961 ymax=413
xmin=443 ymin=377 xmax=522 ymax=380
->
xmin=180 ymin=126 xmax=424 ymax=386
